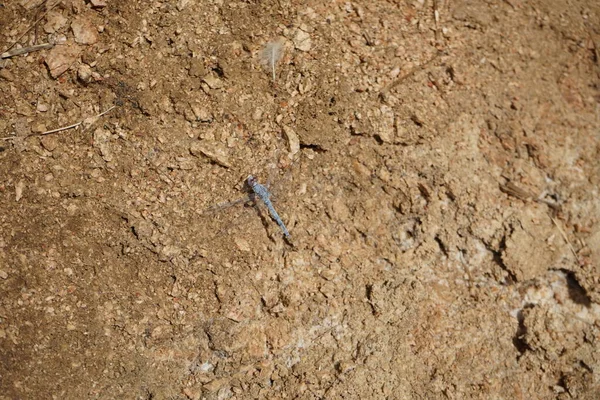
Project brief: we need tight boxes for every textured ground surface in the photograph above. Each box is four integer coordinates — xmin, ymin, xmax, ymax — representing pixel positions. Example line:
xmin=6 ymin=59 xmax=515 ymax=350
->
xmin=1 ymin=0 xmax=599 ymax=399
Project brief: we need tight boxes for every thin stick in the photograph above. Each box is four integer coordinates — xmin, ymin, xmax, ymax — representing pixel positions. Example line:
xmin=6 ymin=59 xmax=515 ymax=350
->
xmin=38 ymin=105 xmax=116 ymax=136
xmin=589 ymin=34 xmax=600 ymax=66
xmin=502 ymin=0 xmax=517 ymax=10
xmin=37 ymin=121 xmax=82 ymax=136
xmin=0 ymin=106 xmax=116 ymax=140
xmin=500 ymin=181 xmax=561 ymax=211
xmin=433 ymin=0 xmax=440 ymax=44
xmin=379 ymin=51 xmax=444 ymax=98
xmin=1 ymin=42 xmax=54 ymax=59
xmin=551 ymin=216 xmax=579 ymax=261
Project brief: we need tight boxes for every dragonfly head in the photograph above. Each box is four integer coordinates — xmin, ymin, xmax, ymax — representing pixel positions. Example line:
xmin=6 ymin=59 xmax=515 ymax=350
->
xmin=247 ymin=175 xmax=257 ymax=187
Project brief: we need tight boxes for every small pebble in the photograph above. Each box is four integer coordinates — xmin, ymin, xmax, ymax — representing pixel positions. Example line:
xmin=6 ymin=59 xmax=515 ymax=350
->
xmin=283 ymin=125 xmax=300 ymax=155
xmin=234 ymin=238 xmax=250 ymax=252
xmin=40 ymin=136 xmax=58 ymax=152
xmin=190 ymin=141 xmax=231 ymax=168
xmin=90 ymin=0 xmax=107 ymax=7
xmin=15 ymin=180 xmax=25 ymax=202
xmin=78 ymin=64 xmax=93 ymax=83
xmin=0 ymin=69 xmax=15 ymax=82
xmin=293 ymin=29 xmax=312 ymax=52
xmin=45 ymin=44 xmax=80 ymax=78
xmin=252 ymin=108 xmax=263 ymax=121
xmin=202 ymin=74 xmax=223 ymax=89
xmin=176 ymin=0 xmax=190 ymax=11
xmin=31 ymin=122 xmax=47 ymax=133
xmin=43 ymin=11 xmax=67 ymax=34
xmin=71 ymin=17 xmax=98 ymax=45
xmin=191 ymin=104 xmax=212 ymax=122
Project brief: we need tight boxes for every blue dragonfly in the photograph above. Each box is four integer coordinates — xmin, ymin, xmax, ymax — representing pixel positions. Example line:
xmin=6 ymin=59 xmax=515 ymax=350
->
xmin=246 ymin=174 xmax=290 ymax=238
xmin=203 ymin=159 xmax=296 ymax=241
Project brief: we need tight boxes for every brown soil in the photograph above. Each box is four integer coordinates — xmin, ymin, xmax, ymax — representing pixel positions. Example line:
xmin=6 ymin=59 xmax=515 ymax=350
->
xmin=1 ymin=0 xmax=599 ymax=399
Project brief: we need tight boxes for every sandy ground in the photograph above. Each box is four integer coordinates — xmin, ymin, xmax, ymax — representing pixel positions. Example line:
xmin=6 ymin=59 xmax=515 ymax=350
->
xmin=1 ymin=0 xmax=599 ymax=399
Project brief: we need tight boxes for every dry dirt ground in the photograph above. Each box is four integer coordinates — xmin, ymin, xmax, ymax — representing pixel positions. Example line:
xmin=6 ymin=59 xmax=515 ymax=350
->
xmin=1 ymin=0 xmax=599 ymax=399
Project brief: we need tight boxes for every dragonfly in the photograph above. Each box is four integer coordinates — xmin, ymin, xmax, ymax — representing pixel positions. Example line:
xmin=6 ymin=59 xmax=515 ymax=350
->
xmin=203 ymin=160 xmax=296 ymax=241
xmin=247 ymin=175 xmax=290 ymax=238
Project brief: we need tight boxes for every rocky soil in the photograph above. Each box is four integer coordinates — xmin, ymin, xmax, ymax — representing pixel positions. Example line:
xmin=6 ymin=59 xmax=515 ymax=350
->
xmin=0 ymin=0 xmax=599 ymax=399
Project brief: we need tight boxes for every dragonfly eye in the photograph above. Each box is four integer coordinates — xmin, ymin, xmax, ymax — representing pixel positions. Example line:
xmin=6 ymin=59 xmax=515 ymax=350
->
xmin=247 ymin=175 xmax=257 ymax=186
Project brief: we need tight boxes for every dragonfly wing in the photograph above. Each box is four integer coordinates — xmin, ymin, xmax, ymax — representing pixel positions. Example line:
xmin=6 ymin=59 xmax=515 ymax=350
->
xmin=203 ymin=194 xmax=252 ymax=215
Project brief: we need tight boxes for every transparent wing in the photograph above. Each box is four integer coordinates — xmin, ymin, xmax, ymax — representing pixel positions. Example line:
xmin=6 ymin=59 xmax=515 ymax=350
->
xmin=201 ymin=151 xmax=300 ymax=240
xmin=202 ymin=193 xmax=254 ymax=215
xmin=198 ymin=194 xmax=255 ymax=242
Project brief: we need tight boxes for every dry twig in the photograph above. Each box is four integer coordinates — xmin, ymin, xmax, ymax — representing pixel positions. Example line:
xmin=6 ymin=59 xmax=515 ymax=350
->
xmin=1 ymin=42 xmax=54 ymax=59
xmin=500 ymin=181 xmax=561 ymax=211
xmin=551 ymin=217 xmax=580 ymax=262
xmin=379 ymin=51 xmax=444 ymax=99
xmin=1 ymin=106 xmax=116 ymax=141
